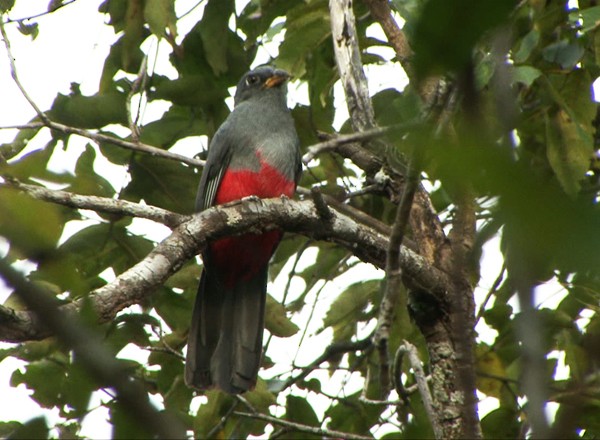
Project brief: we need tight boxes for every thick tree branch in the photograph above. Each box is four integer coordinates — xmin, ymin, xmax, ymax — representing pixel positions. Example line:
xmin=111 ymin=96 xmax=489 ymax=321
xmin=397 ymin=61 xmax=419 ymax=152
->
xmin=0 ymin=197 xmax=451 ymax=342
xmin=363 ymin=0 xmax=413 ymax=67
xmin=0 ymin=258 xmax=186 ymax=439
xmin=330 ymin=0 xmax=377 ymax=133
xmin=1 ymin=178 xmax=187 ymax=228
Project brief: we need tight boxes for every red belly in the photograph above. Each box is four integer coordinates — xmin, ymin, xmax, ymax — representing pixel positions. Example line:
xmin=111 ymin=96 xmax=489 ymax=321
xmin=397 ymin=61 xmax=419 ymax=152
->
xmin=210 ymin=158 xmax=295 ymax=288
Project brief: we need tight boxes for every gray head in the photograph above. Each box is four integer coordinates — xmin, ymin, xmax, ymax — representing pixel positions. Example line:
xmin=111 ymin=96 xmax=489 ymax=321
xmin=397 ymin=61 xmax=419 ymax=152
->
xmin=233 ymin=65 xmax=291 ymax=107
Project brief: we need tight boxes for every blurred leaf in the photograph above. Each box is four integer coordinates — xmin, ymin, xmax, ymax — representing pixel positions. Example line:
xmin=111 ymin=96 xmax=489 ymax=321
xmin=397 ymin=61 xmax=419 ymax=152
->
xmin=546 ymin=109 xmax=593 ymax=196
xmin=513 ymin=29 xmax=540 ymax=63
xmin=542 ymin=40 xmax=585 ymax=69
xmin=481 ymin=407 xmax=520 ymax=439
xmin=512 ymin=65 xmax=542 ymax=87
xmin=476 ymin=344 xmax=506 ymax=398
xmin=0 ymin=0 xmax=15 ymax=13
xmin=413 ymin=0 xmax=517 ymax=76
xmin=570 ymin=5 xmax=600 ymax=34
xmin=16 ymin=20 xmax=39 ymax=40
xmin=8 ymin=416 xmax=48 ymax=440
xmin=0 ymin=190 xmax=63 ymax=258
xmin=193 ymin=391 xmax=234 ymax=439
xmin=110 ymin=401 xmax=151 ymax=439
xmin=265 ymin=294 xmax=299 ymax=337
xmin=153 ymin=286 xmax=195 ymax=333
xmin=326 ymin=391 xmax=382 ymax=436
xmin=0 ymin=421 xmax=21 ymax=438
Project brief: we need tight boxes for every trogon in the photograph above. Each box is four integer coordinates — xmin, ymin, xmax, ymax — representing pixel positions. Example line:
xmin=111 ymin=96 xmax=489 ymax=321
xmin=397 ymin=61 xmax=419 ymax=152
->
xmin=185 ymin=66 xmax=301 ymax=394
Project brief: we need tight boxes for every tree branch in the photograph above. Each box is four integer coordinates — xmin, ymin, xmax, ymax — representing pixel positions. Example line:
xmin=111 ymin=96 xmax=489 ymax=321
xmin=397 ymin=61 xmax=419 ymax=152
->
xmin=233 ymin=410 xmax=373 ymax=440
xmin=0 ymin=21 xmax=50 ymax=125
xmin=1 ymin=177 xmax=187 ymax=228
xmin=330 ymin=0 xmax=377 ymax=133
xmin=283 ymin=337 xmax=373 ymax=390
xmin=397 ymin=340 xmax=442 ymax=439
xmin=0 ymin=197 xmax=451 ymax=342
xmin=373 ymin=150 xmax=420 ymax=394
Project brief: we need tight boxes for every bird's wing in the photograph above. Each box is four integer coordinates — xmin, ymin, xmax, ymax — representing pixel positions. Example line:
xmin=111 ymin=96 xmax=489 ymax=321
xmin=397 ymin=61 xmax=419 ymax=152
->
xmin=195 ymin=127 xmax=233 ymax=212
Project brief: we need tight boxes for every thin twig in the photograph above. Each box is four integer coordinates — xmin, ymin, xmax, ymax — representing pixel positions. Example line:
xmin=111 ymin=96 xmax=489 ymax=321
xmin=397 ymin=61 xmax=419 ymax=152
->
xmin=206 ymin=400 xmax=239 ymax=439
xmin=232 ymin=410 xmax=373 ymax=440
xmin=0 ymin=20 xmax=50 ymax=124
xmin=2 ymin=0 xmax=78 ymax=23
xmin=126 ymin=54 xmax=148 ymax=142
xmin=0 ymin=26 xmax=204 ymax=168
xmin=475 ymin=263 xmax=506 ymax=325
xmin=302 ymin=122 xmax=418 ymax=164
xmin=283 ymin=337 xmax=372 ymax=390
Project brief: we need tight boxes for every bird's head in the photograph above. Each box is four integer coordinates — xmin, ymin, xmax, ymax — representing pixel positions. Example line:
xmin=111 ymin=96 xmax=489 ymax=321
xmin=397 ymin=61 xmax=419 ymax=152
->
xmin=234 ymin=65 xmax=291 ymax=106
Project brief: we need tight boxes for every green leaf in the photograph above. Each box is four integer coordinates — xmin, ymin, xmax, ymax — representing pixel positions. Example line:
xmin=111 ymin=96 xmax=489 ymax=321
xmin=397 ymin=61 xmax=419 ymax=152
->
xmin=48 ymin=91 xmax=128 ymax=129
xmin=265 ymin=294 xmax=299 ymax=337
xmin=513 ymin=29 xmax=540 ymax=63
xmin=281 ymin=395 xmax=320 ymax=439
xmin=569 ymin=5 xmax=600 ymax=34
xmin=120 ymin=0 xmax=146 ymax=73
xmin=322 ymin=280 xmax=379 ymax=342
xmin=11 ymin=360 xmax=66 ymax=408
xmin=199 ymin=0 xmax=235 ymax=75
xmin=0 ymin=0 xmax=15 ymax=13
xmin=512 ymin=65 xmax=542 ymax=87
xmin=144 ymin=0 xmax=177 ymax=39
xmin=278 ymin=0 xmax=331 ymax=77
xmin=542 ymin=40 xmax=585 ymax=69
xmin=124 ymin=153 xmax=197 ymax=214
xmin=69 ymin=144 xmax=116 ymax=197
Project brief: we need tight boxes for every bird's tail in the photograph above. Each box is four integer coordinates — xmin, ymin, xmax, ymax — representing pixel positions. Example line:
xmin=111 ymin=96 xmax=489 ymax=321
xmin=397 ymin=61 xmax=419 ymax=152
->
xmin=185 ymin=266 xmax=267 ymax=394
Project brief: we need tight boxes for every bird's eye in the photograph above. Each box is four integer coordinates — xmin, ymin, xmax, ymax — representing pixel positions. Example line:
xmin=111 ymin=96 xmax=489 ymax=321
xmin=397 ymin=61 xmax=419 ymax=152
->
xmin=245 ymin=74 xmax=259 ymax=86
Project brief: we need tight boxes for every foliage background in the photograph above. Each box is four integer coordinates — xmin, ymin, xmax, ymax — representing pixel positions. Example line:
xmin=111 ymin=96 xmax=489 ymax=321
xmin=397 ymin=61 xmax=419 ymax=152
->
xmin=0 ymin=0 xmax=599 ymax=438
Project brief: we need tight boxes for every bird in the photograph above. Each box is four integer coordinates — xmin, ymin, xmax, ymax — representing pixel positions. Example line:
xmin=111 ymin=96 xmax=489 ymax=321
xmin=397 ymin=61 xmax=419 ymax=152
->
xmin=185 ymin=65 xmax=301 ymax=394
